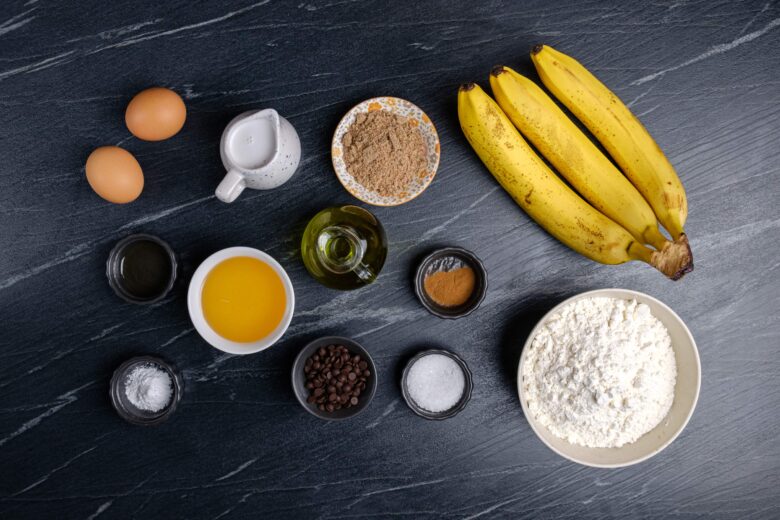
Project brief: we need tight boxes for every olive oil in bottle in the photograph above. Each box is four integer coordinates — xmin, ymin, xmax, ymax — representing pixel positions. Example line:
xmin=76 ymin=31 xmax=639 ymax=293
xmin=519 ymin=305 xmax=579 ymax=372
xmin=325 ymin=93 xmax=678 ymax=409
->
xmin=301 ymin=206 xmax=387 ymax=290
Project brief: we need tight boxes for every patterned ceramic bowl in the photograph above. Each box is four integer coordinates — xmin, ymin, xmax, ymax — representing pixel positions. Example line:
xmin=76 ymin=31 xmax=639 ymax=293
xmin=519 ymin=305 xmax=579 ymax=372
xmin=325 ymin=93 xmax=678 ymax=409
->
xmin=331 ymin=97 xmax=440 ymax=206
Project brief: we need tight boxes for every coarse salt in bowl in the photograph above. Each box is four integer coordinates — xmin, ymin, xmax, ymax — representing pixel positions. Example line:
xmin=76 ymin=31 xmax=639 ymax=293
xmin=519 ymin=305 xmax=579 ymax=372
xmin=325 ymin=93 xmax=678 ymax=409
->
xmin=517 ymin=288 xmax=701 ymax=468
xmin=331 ymin=96 xmax=440 ymax=206
xmin=401 ymin=349 xmax=473 ymax=420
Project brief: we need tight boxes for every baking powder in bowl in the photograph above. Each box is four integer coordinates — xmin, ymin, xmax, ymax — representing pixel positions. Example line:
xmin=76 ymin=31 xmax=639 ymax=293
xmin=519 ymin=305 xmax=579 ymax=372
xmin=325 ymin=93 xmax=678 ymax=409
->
xmin=522 ymin=297 xmax=676 ymax=448
xmin=124 ymin=363 xmax=173 ymax=412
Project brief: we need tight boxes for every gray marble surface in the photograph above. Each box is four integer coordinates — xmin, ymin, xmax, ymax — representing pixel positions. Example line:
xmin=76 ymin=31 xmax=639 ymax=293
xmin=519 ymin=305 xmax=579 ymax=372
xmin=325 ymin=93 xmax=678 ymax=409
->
xmin=1 ymin=0 xmax=779 ymax=518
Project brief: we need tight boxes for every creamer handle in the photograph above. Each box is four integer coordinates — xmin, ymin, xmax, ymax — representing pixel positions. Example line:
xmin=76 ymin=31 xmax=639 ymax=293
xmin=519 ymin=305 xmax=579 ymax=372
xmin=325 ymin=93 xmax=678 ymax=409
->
xmin=215 ymin=169 xmax=246 ymax=203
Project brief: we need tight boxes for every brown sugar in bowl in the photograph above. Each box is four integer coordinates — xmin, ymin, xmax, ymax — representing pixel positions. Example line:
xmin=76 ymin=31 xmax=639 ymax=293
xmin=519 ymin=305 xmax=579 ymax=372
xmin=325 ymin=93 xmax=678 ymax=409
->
xmin=331 ymin=97 xmax=440 ymax=207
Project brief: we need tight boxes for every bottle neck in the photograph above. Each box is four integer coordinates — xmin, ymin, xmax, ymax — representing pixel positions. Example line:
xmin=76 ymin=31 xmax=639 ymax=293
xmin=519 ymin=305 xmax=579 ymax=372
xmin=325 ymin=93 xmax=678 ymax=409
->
xmin=316 ymin=225 xmax=366 ymax=275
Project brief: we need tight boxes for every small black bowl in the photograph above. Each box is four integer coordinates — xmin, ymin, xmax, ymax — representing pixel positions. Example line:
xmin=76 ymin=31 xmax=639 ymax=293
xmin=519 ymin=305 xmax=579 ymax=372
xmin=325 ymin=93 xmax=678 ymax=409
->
xmin=401 ymin=349 xmax=473 ymax=420
xmin=414 ymin=247 xmax=487 ymax=319
xmin=291 ymin=336 xmax=377 ymax=421
xmin=110 ymin=355 xmax=182 ymax=426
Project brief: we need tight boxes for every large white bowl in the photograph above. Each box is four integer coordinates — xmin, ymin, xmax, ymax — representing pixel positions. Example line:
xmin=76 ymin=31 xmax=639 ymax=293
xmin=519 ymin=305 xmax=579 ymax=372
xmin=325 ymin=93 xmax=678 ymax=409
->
xmin=187 ymin=247 xmax=295 ymax=355
xmin=517 ymin=288 xmax=700 ymax=468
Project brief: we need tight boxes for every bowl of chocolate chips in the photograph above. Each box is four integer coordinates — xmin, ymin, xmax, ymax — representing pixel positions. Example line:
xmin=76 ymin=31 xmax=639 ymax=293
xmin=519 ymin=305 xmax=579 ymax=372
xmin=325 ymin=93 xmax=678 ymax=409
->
xmin=292 ymin=336 xmax=377 ymax=420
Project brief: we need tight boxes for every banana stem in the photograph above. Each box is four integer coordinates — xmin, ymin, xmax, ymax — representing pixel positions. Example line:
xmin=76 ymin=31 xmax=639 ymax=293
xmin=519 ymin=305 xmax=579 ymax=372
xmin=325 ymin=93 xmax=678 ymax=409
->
xmin=648 ymin=234 xmax=694 ymax=280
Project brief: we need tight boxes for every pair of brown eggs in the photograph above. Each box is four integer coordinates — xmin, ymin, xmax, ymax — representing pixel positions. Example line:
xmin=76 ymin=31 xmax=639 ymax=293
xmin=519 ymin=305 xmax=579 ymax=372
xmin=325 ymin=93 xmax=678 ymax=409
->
xmin=85 ymin=87 xmax=186 ymax=204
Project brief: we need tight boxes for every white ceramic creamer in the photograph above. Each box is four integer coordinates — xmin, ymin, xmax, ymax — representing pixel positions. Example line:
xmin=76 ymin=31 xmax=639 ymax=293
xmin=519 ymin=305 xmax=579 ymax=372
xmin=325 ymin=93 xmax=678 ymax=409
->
xmin=216 ymin=109 xmax=301 ymax=203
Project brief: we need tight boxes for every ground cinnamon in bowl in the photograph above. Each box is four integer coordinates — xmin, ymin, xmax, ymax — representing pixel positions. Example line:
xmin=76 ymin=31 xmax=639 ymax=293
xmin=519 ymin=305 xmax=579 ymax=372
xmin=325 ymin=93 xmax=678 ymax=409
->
xmin=342 ymin=111 xmax=427 ymax=197
xmin=415 ymin=248 xmax=488 ymax=319
xmin=424 ymin=264 xmax=476 ymax=307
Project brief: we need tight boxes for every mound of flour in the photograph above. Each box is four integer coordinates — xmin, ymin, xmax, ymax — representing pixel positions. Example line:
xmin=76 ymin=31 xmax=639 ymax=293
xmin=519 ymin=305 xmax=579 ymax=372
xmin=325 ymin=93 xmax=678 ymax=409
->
xmin=522 ymin=297 xmax=676 ymax=448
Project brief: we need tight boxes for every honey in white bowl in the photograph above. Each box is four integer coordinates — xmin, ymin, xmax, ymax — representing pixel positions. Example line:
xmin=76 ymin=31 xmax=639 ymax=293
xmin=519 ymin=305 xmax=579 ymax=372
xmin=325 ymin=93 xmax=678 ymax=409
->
xmin=201 ymin=256 xmax=286 ymax=343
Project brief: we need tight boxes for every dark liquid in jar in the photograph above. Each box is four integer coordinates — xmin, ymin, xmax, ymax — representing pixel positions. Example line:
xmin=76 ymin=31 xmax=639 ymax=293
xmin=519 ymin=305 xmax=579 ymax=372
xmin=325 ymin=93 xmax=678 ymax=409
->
xmin=116 ymin=240 xmax=173 ymax=300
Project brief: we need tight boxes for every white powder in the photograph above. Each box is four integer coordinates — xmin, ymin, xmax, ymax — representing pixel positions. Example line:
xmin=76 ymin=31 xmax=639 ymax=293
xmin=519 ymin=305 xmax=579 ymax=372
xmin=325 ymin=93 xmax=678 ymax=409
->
xmin=406 ymin=354 xmax=465 ymax=413
xmin=522 ymin=297 xmax=676 ymax=448
xmin=124 ymin=364 xmax=173 ymax=412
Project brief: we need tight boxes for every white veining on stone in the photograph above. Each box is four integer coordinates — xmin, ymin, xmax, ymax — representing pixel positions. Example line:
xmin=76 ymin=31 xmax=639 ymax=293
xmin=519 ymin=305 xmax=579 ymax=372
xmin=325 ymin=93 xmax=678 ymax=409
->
xmin=632 ymin=17 xmax=780 ymax=85
xmin=0 ymin=323 xmax=126 ymax=390
xmin=88 ymin=1 xmax=271 ymax=53
xmin=14 ymin=445 xmax=99 ymax=495
xmin=0 ymin=196 xmax=213 ymax=291
xmin=365 ymin=401 xmax=398 ymax=430
xmin=160 ymin=328 xmax=195 ymax=348
xmin=215 ymin=458 xmax=258 ymax=482
xmin=290 ymin=304 xmax=419 ymax=338
xmin=739 ymin=2 xmax=771 ymax=36
xmin=462 ymin=493 xmax=527 ymax=519
xmin=625 ymin=83 xmax=657 ymax=108
xmin=342 ymin=478 xmax=448 ymax=512
xmin=118 ymin=195 xmax=215 ymax=231
xmin=0 ymin=8 xmax=36 ymax=37
xmin=0 ymin=381 xmax=94 ymax=448
xmin=89 ymin=323 xmax=126 ymax=342
xmin=66 ymin=19 xmax=162 ymax=42
xmin=0 ymin=51 xmax=75 ymax=81
xmin=0 ymin=237 xmax=91 ymax=290
xmin=398 ymin=185 xmax=501 ymax=252
xmin=213 ymin=491 xmax=255 ymax=520
xmin=85 ymin=500 xmax=113 ymax=520
xmin=190 ymin=353 xmax=235 ymax=382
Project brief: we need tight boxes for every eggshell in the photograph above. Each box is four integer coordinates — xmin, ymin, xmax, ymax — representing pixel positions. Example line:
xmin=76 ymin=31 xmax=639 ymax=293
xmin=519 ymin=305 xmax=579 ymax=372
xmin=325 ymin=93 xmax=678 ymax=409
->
xmin=125 ymin=87 xmax=186 ymax=141
xmin=85 ymin=146 xmax=144 ymax=204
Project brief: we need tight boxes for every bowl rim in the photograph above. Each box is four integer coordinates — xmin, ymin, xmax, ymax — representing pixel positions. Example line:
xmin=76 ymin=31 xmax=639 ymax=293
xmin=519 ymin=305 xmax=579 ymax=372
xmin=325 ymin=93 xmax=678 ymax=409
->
xmin=291 ymin=335 xmax=378 ymax=421
xmin=517 ymin=288 xmax=701 ymax=468
xmin=187 ymin=247 xmax=295 ymax=355
xmin=413 ymin=247 xmax=488 ymax=319
xmin=400 ymin=348 xmax=473 ymax=420
xmin=330 ymin=96 xmax=440 ymax=207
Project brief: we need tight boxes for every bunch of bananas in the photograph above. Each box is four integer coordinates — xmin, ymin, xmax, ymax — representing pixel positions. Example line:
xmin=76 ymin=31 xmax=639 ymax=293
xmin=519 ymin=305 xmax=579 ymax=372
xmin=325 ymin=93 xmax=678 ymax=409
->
xmin=458 ymin=45 xmax=692 ymax=280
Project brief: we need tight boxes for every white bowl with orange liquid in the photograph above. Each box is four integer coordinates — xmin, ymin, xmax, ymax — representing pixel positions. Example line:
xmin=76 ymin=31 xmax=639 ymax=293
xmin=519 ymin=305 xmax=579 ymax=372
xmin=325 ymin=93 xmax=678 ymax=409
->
xmin=188 ymin=247 xmax=295 ymax=354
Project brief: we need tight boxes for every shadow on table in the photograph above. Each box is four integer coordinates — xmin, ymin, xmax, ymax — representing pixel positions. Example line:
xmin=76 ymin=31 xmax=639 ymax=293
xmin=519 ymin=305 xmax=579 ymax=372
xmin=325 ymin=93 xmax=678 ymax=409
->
xmin=498 ymin=296 xmax=561 ymax=391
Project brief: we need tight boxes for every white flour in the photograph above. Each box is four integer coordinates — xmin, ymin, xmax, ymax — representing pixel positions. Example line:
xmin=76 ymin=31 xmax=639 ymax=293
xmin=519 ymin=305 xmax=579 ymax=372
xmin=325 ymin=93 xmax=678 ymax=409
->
xmin=522 ymin=297 xmax=676 ymax=448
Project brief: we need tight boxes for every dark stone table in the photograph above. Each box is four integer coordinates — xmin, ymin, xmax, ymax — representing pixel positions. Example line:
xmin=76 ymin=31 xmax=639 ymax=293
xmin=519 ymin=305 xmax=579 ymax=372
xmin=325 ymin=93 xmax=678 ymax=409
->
xmin=1 ymin=0 xmax=778 ymax=518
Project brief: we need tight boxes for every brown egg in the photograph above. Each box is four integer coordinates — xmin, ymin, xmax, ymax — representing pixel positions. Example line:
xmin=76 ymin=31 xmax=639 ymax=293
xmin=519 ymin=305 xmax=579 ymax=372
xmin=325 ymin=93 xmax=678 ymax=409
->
xmin=125 ymin=87 xmax=186 ymax=141
xmin=85 ymin=146 xmax=144 ymax=204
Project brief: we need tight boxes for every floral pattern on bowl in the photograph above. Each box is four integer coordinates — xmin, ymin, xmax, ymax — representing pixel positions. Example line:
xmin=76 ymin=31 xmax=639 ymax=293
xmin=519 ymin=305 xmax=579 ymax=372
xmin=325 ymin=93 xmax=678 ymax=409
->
xmin=331 ymin=96 xmax=441 ymax=206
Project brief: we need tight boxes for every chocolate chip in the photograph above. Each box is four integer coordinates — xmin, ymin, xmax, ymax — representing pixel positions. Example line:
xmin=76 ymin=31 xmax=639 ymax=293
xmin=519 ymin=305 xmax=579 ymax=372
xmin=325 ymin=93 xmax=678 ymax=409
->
xmin=303 ymin=343 xmax=371 ymax=415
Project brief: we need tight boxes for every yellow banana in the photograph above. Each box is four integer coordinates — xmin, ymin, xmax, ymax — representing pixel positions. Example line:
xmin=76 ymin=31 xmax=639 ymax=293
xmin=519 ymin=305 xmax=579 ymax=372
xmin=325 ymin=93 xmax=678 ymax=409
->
xmin=457 ymin=83 xmax=690 ymax=279
xmin=490 ymin=65 xmax=670 ymax=252
xmin=531 ymin=44 xmax=688 ymax=241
